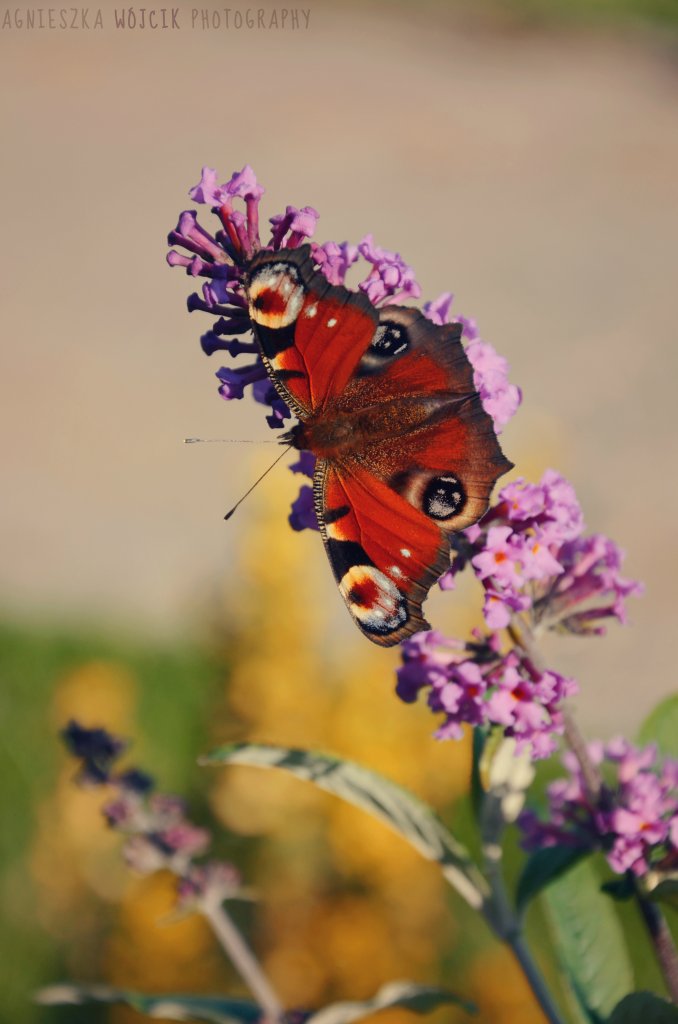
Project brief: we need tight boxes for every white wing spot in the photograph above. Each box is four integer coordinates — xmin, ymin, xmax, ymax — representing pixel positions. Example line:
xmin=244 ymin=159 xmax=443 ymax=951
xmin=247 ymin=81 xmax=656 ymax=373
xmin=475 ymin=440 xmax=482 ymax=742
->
xmin=305 ymin=304 xmax=318 ymax=318
xmin=390 ymin=565 xmax=403 ymax=578
xmin=400 ymin=548 xmax=412 ymax=558
xmin=327 ymin=317 xmax=337 ymax=327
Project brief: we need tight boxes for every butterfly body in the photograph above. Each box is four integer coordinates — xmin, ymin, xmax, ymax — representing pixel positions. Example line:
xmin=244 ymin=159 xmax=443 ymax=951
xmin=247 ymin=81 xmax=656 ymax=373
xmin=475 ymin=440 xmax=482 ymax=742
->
xmin=244 ymin=245 xmax=513 ymax=646
xmin=286 ymin=392 xmax=459 ymax=461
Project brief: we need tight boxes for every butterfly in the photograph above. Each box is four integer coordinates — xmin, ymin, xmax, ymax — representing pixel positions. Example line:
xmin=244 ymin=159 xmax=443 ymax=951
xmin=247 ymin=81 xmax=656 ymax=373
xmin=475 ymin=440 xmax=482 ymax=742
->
xmin=244 ymin=244 xmax=513 ymax=646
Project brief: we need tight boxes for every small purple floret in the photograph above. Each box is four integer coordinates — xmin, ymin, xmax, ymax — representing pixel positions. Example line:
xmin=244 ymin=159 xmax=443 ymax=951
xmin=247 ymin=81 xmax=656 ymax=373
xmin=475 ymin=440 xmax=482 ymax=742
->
xmin=519 ymin=741 xmax=678 ymax=878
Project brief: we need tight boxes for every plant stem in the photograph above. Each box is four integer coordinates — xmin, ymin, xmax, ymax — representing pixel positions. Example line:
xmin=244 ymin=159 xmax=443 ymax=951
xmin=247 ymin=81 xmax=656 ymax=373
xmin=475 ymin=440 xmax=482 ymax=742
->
xmin=202 ymin=903 xmax=283 ymax=1022
xmin=510 ymin=932 xmax=567 ymax=1024
xmin=635 ymin=892 xmax=678 ymax=1004
xmin=484 ymin=847 xmax=566 ymax=1024
xmin=480 ymin=794 xmax=565 ymax=1024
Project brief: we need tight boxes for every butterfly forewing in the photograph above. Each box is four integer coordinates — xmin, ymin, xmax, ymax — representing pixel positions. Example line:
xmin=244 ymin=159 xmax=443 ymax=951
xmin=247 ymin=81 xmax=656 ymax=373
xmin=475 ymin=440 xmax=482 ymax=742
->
xmin=245 ymin=246 xmax=378 ymax=417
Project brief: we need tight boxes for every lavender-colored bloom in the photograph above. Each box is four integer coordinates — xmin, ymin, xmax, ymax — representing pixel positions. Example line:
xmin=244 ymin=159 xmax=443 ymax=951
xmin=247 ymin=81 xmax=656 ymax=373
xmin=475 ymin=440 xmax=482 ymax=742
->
xmin=158 ymin=823 xmax=211 ymax=858
xmin=61 ymin=720 xmax=126 ymax=784
xmin=270 ymin=205 xmax=319 ymax=251
xmin=116 ymin=768 xmax=155 ymax=794
xmin=520 ymin=740 xmax=678 ymax=877
xmin=466 ymin=339 xmax=522 ymax=433
xmin=61 ymin=720 xmax=125 ymax=765
xmin=311 ymin=240 xmax=359 ymax=286
xmin=439 ymin=470 xmax=640 ymax=636
xmin=250 ymin=376 xmax=291 ymax=429
xmin=176 ymin=860 xmax=244 ymax=911
xmin=422 ymin=292 xmax=453 ymax=326
xmin=216 ymin=363 xmax=267 ymax=401
xmin=357 ymin=234 xmax=422 ymax=305
xmin=123 ymin=835 xmax=169 ymax=876
xmin=289 ymin=485 xmax=319 ymax=532
xmin=62 ymin=721 xmax=245 ymax=911
xmin=289 ymin=451 xmax=316 ymax=478
xmin=396 ymin=632 xmax=574 ymax=760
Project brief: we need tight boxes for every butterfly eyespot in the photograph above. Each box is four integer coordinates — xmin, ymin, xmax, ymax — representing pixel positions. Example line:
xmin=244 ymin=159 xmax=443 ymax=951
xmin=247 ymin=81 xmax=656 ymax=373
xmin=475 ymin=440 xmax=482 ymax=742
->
xmin=423 ymin=475 xmax=466 ymax=521
xmin=371 ymin=321 xmax=409 ymax=358
xmin=339 ymin=565 xmax=408 ymax=636
xmin=357 ymin=319 xmax=411 ymax=375
xmin=248 ymin=262 xmax=305 ymax=329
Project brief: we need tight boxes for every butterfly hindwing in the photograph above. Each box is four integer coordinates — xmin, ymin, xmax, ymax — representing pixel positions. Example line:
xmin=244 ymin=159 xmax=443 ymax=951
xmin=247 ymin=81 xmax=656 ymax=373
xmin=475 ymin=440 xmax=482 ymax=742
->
xmin=246 ymin=246 xmax=378 ymax=417
xmin=314 ymin=459 xmax=449 ymax=646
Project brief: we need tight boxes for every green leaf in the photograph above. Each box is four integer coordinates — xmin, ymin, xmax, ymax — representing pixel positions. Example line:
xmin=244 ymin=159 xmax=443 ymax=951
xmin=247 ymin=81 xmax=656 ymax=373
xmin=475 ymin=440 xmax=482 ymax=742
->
xmin=607 ymin=992 xmax=678 ymax=1024
xmin=307 ymin=980 xmax=476 ymax=1023
xmin=647 ymin=879 xmax=678 ymax=912
xmin=201 ymin=743 xmax=488 ymax=910
xmin=516 ymin=845 xmax=589 ymax=913
xmin=543 ymin=859 xmax=634 ymax=1022
xmin=36 ymin=986 xmax=260 ymax=1023
xmin=601 ymin=877 xmax=636 ymax=903
xmin=637 ymin=696 xmax=678 ymax=758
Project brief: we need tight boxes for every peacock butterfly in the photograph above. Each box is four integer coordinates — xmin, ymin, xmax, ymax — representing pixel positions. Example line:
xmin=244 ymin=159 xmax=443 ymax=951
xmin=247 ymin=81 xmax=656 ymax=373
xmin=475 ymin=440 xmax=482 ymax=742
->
xmin=244 ymin=244 xmax=513 ymax=646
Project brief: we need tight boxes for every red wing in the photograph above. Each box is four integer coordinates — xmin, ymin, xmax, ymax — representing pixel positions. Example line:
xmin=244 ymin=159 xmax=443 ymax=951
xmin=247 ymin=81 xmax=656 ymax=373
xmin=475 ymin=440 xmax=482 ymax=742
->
xmin=314 ymin=459 xmax=449 ymax=646
xmin=245 ymin=246 xmax=378 ymax=418
xmin=337 ymin=306 xmax=513 ymax=533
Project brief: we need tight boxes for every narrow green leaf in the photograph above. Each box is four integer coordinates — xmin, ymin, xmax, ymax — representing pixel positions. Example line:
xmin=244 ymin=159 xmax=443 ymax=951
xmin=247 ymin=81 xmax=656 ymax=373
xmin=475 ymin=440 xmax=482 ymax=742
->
xmin=543 ymin=859 xmax=634 ymax=1022
xmin=607 ymin=992 xmax=678 ymax=1024
xmin=307 ymin=980 xmax=476 ymax=1024
xmin=201 ymin=744 xmax=488 ymax=909
xmin=36 ymin=985 xmax=260 ymax=1023
xmin=516 ymin=845 xmax=589 ymax=913
xmin=637 ymin=696 xmax=678 ymax=758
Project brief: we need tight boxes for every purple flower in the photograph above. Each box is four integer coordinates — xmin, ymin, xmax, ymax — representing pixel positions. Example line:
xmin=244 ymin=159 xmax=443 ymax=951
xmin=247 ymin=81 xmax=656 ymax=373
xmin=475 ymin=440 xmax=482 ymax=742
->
xmin=520 ymin=741 xmax=678 ymax=877
xmin=422 ymin=292 xmax=453 ymax=326
xmin=466 ymin=340 xmax=522 ymax=433
xmin=270 ymin=205 xmax=319 ymax=251
xmin=62 ymin=721 xmax=244 ymax=911
xmin=216 ymin=363 xmax=267 ymax=401
xmin=311 ymin=240 xmax=359 ymax=286
xmin=438 ymin=470 xmax=640 ymax=636
xmin=176 ymin=860 xmax=244 ymax=911
xmin=396 ymin=633 xmax=574 ymax=760
xmin=289 ymin=451 xmax=316 ymax=478
xmin=289 ymin=485 xmax=319 ymax=532
xmin=357 ymin=235 xmax=422 ymax=305
xmin=61 ymin=720 xmax=127 ymax=785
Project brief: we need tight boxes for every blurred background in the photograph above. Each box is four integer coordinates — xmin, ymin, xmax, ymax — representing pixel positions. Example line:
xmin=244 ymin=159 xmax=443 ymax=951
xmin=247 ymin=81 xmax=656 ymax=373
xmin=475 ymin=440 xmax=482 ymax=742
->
xmin=2 ymin=0 xmax=678 ymax=1021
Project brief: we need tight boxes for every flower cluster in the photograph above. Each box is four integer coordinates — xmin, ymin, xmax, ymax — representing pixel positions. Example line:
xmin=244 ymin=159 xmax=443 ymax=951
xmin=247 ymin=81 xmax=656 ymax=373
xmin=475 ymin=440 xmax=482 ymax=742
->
xmin=397 ymin=630 xmax=576 ymax=759
xmin=167 ymin=164 xmax=521 ymax=530
xmin=441 ymin=469 xmax=642 ymax=635
xmin=519 ymin=740 xmax=678 ymax=877
xmin=396 ymin=471 xmax=642 ymax=758
xmin=61 ymin=720 xmax=243 ymax=910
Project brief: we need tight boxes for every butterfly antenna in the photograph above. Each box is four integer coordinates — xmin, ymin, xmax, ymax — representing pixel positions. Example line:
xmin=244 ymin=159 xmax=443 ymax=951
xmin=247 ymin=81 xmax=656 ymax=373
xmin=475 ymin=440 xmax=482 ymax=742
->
xmin=223 ymin=446 xmax=291 ymax=521
xmin=184 ymin=437 xmax=278 ymax=444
